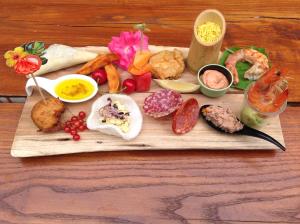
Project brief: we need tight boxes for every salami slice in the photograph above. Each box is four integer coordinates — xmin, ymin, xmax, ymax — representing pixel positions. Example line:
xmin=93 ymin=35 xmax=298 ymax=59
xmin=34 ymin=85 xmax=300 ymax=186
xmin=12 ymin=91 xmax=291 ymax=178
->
xmin=172 ymin=98 xmax=199 ymax=134
xmin=143 ymin=89 xmax=183 ymax=118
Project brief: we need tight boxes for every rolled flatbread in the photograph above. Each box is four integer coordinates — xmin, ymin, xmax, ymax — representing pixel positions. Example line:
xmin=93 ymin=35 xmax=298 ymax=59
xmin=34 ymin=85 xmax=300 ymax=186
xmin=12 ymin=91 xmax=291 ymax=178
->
xmin=32 ymin=44 xmax=98 ymax=76
xmin=75 ymin=45 xmax=190 ymax=58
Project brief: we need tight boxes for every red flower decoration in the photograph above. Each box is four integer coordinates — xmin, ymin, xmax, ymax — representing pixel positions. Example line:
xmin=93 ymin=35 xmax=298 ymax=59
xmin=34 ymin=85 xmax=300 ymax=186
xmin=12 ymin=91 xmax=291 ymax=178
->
xmin=14 ymin=55 xmax=42 ymax=75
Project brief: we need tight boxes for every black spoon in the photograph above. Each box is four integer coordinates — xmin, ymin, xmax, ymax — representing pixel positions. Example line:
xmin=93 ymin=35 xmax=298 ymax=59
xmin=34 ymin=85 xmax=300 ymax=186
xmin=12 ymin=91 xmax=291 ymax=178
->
xmin=200 ymin=105 xmax=286 ymax=151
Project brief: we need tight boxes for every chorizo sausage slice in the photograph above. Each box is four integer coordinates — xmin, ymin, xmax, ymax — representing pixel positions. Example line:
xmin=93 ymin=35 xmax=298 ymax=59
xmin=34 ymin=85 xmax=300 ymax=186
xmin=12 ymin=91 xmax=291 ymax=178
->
xmin=172 ymin=98 xmax=199 ymax=134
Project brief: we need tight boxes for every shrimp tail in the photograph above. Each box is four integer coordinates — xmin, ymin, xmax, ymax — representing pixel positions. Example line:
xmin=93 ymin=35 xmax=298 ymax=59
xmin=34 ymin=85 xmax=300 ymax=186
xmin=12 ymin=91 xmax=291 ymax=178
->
xmin=226 ymin=63 xmax=239 ymax=84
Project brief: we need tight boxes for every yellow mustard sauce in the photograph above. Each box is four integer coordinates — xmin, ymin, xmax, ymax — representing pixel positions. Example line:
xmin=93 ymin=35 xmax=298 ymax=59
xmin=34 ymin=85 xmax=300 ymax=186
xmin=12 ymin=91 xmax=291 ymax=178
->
xmin=54 ymin=78 xmax=94 ymax=101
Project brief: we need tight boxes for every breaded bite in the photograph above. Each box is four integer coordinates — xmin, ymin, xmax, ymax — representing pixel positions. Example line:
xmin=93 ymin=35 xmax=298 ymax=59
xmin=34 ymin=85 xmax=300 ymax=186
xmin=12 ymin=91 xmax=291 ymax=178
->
xmin=149 ymin=49 xmax=185 ymax=80
xmin=31 ymin=97 xmax=65 ymax=132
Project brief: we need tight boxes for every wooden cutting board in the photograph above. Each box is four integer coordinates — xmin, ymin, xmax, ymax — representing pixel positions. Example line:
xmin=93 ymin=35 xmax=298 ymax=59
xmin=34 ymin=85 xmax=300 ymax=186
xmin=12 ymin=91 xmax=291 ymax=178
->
xmin=10 ymin=46 xmax=285 ymax=157
xmin=11 ymin=92 xmax=285 ymax=157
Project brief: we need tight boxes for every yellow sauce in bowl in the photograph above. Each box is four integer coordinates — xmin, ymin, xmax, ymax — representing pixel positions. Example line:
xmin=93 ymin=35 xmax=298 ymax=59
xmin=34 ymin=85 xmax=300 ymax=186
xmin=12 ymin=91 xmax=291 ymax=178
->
xmin=55 ymin=78 xmax=95 ymax=101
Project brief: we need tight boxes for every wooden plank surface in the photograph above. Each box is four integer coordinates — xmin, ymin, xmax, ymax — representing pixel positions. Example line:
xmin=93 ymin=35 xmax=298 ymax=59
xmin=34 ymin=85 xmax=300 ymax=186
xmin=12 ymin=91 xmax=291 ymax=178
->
xmin=0 ymin=1 xmax=299 ymax=101
xmin=11 ymin=92 xmax=285 ymax=157
xmin=1 ymin=1 xmax=300 ymax=223
xmin=1 ymin=103 xmax=300 ymax=223
xmin=10 ymin=45 xmax=285 ymax=157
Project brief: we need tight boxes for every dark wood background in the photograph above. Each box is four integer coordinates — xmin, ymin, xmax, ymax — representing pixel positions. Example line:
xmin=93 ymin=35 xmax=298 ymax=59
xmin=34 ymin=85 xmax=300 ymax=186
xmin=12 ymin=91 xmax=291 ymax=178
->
xmin=0 ymin=1 xmax=300 ymax=223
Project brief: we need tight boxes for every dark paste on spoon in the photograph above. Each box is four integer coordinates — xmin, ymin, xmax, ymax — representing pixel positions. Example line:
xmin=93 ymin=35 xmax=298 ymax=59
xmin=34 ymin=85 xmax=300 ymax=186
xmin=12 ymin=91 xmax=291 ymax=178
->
xmin=200 ymin=104 xmax=286 ymax=151
xmin=202 ymin=105 xmax=243 ymax=133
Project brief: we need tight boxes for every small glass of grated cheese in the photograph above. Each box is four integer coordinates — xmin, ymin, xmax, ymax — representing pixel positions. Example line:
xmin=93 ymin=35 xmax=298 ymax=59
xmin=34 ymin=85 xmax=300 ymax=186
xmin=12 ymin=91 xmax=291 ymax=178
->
xmin=196 ymin=21 xmax=221 ymax=44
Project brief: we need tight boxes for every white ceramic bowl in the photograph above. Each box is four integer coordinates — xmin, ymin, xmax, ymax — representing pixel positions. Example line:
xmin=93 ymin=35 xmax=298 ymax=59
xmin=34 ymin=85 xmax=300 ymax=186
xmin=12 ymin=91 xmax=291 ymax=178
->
xmin=25 ymin=74 xmax=98 ymax=103
xmin=87 ymin=94 xmax=143 ymax=140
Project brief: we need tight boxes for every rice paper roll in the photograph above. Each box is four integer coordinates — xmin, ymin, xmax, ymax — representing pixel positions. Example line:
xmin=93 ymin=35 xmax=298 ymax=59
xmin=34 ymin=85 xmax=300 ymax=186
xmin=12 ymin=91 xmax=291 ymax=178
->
xmin=32 ymin=44 xmax=98 ymax=76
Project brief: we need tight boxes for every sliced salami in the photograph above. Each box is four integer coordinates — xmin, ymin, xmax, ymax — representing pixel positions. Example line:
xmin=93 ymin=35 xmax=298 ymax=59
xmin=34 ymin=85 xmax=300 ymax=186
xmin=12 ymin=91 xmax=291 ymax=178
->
xmin=143 ymin=89 xmax=183 ymax=118
xmin=172 ymin=98 xmax=199 ymax=134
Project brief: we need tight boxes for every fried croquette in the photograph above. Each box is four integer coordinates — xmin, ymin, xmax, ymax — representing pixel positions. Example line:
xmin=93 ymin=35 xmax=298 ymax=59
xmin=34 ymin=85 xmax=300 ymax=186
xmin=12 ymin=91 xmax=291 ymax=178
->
xmin=31 ymin=97 xmax=65 ymax=132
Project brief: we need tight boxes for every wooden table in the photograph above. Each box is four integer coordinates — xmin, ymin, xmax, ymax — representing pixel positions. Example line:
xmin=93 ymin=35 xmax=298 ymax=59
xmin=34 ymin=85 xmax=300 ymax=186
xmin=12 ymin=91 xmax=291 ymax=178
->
xmin=0 ymin=1 xmax=299 ymax=223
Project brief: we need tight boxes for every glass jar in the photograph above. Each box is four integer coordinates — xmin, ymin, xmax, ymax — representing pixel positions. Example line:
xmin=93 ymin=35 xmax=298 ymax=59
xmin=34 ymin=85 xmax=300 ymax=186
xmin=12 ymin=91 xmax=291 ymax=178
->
xmin=240 ymin=83 xmax=287 ymax=128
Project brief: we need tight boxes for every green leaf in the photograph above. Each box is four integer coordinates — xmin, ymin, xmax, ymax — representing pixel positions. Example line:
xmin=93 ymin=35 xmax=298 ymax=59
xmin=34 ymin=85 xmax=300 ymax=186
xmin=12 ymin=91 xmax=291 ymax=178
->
xmin=41 ymin=57 xmax=48 ymax=65
xmin=219 ymin=46 xmax=269 ymax=90
xmin=219 ymin=47 xmax=241 ymax=65
xmin=33 ymin=41 xmax=43 ymax=49
xmin=39 ymin=51 xmax=46 ymax=57
xmin=24 ymin=42 xmax=35 ymax=53
xmin=33 ymin=42 xmax=45 ymax=54
xmin=23 ymin=41 xmax=46 ymax=56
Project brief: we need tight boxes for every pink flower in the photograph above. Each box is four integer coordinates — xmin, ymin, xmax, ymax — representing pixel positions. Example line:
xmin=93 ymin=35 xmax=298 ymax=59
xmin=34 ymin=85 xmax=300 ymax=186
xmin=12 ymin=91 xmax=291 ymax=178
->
xmin=108 ymin=31 xmax=148 ymax=70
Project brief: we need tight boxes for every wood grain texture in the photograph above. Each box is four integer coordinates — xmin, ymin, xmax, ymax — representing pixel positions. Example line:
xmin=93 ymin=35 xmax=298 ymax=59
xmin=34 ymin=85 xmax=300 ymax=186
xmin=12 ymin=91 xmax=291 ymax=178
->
xmin=0 ymin=0 xmax=299 ymax=101
xmin=1 ymin=103 xmax=300 ymax=223
xmin=11 ymin=92 xmax=285 ymax=157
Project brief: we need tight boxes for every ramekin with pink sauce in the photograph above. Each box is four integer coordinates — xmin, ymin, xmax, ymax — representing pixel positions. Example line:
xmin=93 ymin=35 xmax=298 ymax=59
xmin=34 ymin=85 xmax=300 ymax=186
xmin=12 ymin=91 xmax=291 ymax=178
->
xmin=197 ymin=64 xmax=233 ymax=98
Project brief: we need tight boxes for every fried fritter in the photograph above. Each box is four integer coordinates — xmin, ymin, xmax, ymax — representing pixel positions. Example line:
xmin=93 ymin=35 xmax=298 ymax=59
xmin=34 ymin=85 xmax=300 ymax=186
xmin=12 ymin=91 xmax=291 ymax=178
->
xmin=149 ymin=49 xmax=185 ymax=80
xmin=31 ymin=97 xmax=65 ymax=132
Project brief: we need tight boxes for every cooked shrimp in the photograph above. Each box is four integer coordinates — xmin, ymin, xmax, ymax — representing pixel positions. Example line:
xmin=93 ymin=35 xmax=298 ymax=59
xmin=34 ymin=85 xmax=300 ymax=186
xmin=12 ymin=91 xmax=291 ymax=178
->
xmin=225 ymin=49 xmax=269 ymax=84
xmin=248 ymin=67 xmax=288 ymax=113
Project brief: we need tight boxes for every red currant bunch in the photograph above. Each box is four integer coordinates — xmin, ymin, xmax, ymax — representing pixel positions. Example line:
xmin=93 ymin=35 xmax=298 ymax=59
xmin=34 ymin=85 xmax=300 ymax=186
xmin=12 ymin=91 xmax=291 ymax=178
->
xmin=63 ymin=111 xmax=87 ymax=141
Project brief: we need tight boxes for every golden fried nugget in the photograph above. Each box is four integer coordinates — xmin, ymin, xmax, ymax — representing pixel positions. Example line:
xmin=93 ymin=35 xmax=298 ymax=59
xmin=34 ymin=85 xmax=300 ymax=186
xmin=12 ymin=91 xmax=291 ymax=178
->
xmin=76 ymin=53 xmax=119 ymax=75
xmin=149 ymin=49 xmax=185 ymax=79
xmin=31 ymin=97 xmax=65 ymax=132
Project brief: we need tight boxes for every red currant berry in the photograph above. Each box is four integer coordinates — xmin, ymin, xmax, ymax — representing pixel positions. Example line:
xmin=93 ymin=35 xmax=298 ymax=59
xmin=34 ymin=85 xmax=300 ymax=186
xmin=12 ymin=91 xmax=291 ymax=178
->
xmin=64 ymin=127 xmax=71 ymax=133
xmin=71 ymin=116 xmax=78 ymax=122
xmin=78 ymin=125 xmax=86 ymax=131
xmin=74 ymin=121 xmax=81 ymax=127
xmin=70 ymin=129 xmax=78 ymax=136
xmin=66 ymin=121 xmax=72 ymax=126
xmin=78 ymin=111 xmax=86 ymax=119
xmin=73 ymin=134 xmax=80 ymax=141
